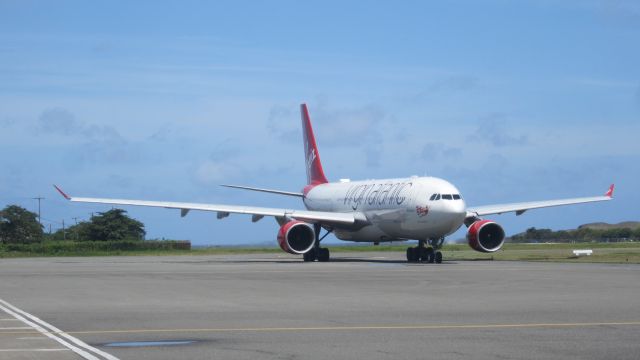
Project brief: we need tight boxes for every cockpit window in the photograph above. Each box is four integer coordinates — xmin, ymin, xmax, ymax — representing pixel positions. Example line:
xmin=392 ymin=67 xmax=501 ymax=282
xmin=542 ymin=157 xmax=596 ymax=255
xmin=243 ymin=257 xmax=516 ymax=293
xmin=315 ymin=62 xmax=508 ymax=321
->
xmin=430 ymin=193 xmax=461 ymax=200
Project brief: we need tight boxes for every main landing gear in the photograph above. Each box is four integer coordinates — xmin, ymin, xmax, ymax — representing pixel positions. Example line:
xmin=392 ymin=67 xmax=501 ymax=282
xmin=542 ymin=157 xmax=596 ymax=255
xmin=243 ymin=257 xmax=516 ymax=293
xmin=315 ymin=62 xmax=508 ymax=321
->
xmin=303 ymin=224 xmax=332 ymax=262
xmin=303 ymin=247 xmax=329 ymax=262
xmin=406 ymin=238 xmax=443 ymax=264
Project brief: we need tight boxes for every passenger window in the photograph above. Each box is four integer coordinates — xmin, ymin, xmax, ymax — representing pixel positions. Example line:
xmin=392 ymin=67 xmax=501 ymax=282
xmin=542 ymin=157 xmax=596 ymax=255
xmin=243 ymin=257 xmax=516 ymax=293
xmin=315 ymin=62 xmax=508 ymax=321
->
xmin=429 ymin=194 xmax=437 ymax=201
xmin=442 ymin=194 xmax=453 ymax=200
xmin=453 ymin=194 xmax=461 ymax=200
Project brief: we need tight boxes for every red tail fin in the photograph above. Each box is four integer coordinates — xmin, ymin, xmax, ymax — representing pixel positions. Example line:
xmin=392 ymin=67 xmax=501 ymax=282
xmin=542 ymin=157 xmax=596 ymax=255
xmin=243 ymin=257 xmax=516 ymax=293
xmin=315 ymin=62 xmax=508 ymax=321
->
xmin=301 ymin=104 xmax=328 ymax=185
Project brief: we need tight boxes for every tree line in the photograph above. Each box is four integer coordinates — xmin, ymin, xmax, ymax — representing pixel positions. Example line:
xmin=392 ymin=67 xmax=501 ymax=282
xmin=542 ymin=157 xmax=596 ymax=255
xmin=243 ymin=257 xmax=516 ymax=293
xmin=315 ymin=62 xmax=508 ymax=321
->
xmin=508 ymin=226 xmax=640 ymax=243
xmin=4 ymin=203 xmax=636 ymax=246
xmin=0 ymin=205 xmax=145 ymax=244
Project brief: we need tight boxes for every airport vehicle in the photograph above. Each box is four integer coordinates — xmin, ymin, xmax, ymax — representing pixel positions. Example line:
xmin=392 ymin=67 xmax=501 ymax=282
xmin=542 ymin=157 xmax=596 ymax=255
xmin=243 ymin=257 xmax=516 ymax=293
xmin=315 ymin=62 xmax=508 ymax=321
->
xmin=54 ymin=104 xmax=614 ymax=263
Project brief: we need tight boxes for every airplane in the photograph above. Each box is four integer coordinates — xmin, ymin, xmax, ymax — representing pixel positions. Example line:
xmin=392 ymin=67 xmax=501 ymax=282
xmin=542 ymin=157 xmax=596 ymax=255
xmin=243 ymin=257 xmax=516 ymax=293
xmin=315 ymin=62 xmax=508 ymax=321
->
xmin=54 ymin=104 xmax=615 ymax=263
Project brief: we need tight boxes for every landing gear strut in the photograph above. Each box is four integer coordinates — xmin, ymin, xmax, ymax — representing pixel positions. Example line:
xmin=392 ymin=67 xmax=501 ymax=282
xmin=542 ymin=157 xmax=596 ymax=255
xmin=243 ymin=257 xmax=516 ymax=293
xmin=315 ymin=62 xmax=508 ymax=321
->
xmin=406 ymin=238 xmax=444 ymax=264
xmin=303 ymin=224 xmax=332 ymax=262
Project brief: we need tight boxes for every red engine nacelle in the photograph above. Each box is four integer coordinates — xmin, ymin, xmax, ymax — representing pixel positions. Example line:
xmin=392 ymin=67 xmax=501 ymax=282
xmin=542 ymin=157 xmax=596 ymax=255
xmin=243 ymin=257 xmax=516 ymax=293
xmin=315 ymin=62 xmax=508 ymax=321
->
xmin=277 ymin=221 xmax=316 ymax=254
xmin=467 ymin=220 xmax=506 ymax=253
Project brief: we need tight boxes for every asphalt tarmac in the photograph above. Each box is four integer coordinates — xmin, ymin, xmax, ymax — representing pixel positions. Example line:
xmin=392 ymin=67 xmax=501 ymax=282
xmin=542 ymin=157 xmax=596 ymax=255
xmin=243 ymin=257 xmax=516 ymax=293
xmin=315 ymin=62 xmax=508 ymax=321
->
xmin=0 ymin=252 xmax=639 ymax=360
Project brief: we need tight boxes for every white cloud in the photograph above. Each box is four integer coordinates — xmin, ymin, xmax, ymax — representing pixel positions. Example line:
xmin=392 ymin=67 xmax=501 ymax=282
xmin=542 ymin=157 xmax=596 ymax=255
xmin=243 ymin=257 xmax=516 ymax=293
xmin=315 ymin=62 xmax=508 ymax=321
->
xmin=311 ymin=101 xmax=387 ymax=147
xmin=38 ymin=108 xmax=80 ymax=135
xmin=193 ymin=160 xmax=243 ymax=185
xmin=420 ymin=142 xmax=463 ymax=161
xmin=467 ymin=113 xmax=528 ymax=147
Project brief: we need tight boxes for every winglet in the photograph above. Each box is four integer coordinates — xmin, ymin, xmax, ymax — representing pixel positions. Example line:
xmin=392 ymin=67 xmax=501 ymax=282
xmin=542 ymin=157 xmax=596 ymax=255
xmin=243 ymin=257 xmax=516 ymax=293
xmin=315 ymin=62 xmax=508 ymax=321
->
xmin=53 ymin=185 xmax=71 ymax=200
xmin=605 ymin=184 xmax=615 ymax=198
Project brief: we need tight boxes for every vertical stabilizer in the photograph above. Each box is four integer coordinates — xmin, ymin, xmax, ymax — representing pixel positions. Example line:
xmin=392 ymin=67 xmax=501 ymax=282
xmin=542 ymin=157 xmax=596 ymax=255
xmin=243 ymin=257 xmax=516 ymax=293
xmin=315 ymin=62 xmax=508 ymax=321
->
xmin=301 ymin=104 xmax=328 ymax=185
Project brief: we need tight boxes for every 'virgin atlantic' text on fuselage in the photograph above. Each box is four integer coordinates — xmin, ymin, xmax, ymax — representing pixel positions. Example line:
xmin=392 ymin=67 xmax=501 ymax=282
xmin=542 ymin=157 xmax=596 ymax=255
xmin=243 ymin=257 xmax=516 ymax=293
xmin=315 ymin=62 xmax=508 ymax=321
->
xmin=343 ymin=182 xmax=413 ymax=210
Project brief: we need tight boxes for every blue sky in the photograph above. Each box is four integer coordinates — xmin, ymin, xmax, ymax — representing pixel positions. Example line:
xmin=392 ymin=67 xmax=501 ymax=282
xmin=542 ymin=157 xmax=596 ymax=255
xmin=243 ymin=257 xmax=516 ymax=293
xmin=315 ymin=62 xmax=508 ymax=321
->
xmin=1 ymin=1 xmax=638 ymax=245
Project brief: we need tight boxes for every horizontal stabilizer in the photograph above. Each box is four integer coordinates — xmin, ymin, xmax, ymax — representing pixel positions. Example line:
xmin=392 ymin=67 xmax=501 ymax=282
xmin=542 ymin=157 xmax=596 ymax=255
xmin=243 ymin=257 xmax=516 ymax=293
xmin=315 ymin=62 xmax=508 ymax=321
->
xmin=220 ymin=184 xmax=304 ymax=197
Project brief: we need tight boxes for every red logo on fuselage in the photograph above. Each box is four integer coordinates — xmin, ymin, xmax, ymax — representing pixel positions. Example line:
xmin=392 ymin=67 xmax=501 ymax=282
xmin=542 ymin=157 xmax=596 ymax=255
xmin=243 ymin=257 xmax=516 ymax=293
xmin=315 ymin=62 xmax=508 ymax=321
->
xmin=416 ymin=206 xmax=429 ymax=217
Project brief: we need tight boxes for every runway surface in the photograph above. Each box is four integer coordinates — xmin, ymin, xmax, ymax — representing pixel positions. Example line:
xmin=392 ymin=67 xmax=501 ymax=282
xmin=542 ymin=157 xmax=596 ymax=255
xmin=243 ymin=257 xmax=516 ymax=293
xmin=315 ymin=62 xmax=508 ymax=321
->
xmin=0 ymin=252 xmax=639 ymax=359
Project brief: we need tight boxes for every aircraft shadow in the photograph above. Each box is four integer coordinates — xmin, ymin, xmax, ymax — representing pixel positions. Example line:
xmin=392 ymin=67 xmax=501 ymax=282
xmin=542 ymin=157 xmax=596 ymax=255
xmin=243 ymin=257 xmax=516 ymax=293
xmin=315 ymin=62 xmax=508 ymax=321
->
xmin=219 ymin=257 xmax=493 ymax=265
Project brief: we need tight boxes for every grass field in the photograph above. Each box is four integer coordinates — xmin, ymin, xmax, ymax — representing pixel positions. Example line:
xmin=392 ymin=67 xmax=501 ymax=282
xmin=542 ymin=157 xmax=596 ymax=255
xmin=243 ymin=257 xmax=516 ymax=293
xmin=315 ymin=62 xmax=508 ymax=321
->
xmin=1 ymin=241 xmax=639 ymax=263
xmin=326 ymin=242 xmax=640 ymax=263
xmin=440 ymin=242 xmax=640 ymax=263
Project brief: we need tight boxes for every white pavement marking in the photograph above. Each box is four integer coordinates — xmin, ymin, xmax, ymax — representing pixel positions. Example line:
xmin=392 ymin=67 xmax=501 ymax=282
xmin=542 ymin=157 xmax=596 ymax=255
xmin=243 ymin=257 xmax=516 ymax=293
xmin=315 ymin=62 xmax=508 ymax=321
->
xmin=0 ymin=298 xmax=120 ymax=360
xmin=0 ymin=318 xmax=20 ymax=321
xmin=0 ymin=326 xmax=32 ymax=330
xmin=0 ymin=348 xmax=70 ymax=352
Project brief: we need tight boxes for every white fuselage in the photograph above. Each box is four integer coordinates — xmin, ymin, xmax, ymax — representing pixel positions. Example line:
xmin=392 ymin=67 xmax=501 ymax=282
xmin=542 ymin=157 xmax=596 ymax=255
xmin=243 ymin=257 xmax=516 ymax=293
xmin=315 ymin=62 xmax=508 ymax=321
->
xmin=303 ymin=176 xmax=467 ymax=242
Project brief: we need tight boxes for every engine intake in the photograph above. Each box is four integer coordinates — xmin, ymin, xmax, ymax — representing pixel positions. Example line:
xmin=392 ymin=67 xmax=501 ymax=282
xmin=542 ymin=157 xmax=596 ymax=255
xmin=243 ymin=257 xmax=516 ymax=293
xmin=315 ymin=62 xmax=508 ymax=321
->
xmin=277 ymin=221 xmax=316 ymax=254
xmin=467 ymin=220 xmax=505 ymax=253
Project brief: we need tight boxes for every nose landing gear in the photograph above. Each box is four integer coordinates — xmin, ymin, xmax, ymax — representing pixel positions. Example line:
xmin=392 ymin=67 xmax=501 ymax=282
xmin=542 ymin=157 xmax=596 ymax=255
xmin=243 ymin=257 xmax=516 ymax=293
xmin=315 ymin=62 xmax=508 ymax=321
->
xmin=406 ymin=238 xmax=444 ymax=264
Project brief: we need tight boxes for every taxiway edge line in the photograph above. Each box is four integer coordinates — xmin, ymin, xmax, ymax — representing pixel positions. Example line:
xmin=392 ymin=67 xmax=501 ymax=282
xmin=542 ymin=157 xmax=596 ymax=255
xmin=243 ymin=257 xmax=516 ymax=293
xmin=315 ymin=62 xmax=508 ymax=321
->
xmin=0 ymin=298 xmax=119 ymax=360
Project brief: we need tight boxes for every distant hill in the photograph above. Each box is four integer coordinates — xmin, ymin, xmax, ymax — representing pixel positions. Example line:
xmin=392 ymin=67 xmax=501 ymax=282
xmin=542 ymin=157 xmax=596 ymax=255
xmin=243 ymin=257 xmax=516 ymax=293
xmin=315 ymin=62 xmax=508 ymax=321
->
xmin=507 ymin=221 xmax=640 ymax=243
xmin=578 ymin=222 xmax=640 ymax=230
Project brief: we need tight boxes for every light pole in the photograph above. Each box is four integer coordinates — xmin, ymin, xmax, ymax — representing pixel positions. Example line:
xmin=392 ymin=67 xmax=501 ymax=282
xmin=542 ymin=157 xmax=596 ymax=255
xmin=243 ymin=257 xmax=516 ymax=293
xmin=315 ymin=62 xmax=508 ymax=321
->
xmin=71 ymin=217 xmax=80 ymax=240
xmin=33 ymin=196 xmax=44 ymax=226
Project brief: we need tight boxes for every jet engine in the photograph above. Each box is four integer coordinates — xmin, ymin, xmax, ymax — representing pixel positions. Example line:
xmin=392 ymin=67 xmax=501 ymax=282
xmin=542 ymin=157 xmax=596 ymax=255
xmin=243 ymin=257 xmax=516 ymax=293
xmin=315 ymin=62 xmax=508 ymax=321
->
xmin=277 ymin=221 xmax=316 ymax=254
xmin=467 ymin=220 xmax=505 ymax=253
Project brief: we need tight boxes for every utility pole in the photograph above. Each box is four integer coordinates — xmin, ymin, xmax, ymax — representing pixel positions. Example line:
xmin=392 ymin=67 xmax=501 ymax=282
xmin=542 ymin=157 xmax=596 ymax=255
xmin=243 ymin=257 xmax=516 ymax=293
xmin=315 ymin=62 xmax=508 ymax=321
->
xmin=71 ymin=217 xmax=80 ymax=240
xmin=33 ymin=196 xmax=45 ymax=226
xmin=62 ymin=219 xmax=66 ymax=241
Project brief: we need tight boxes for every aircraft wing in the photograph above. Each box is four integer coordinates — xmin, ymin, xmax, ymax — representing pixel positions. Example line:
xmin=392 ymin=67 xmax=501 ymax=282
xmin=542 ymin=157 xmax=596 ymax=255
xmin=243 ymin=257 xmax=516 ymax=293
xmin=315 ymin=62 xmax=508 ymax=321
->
xmin=466 ymin=184 xmax=614 ymax=217
xmin=53 ymin=185 xmax=358 ymax=225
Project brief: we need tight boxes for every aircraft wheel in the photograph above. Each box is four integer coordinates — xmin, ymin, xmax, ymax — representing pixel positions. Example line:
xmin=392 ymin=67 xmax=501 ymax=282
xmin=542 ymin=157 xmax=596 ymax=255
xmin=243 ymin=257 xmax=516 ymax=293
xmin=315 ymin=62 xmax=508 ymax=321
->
xmin=418 ymin=247 xmax=427 ymax=262
xmin=406 ymin=247 xmax=418 ymax=262
xmin=318 ymin=248 xmax=330 ymax=262
xmin=303 ymin=251 xmax=316 ymax=262
xmin=421 ymin=247 xmax=434 ymax=263
xmin=426 ymin=248 xmax=435 ymax=263
xmin=435 ymin=251 xmax=443 ymax=264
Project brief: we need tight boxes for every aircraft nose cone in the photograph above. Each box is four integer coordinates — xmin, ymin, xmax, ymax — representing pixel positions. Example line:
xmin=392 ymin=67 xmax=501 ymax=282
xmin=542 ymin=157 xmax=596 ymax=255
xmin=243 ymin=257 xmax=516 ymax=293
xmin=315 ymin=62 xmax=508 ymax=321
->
xmin=446 ymin=200 xmax=467 ymax=219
